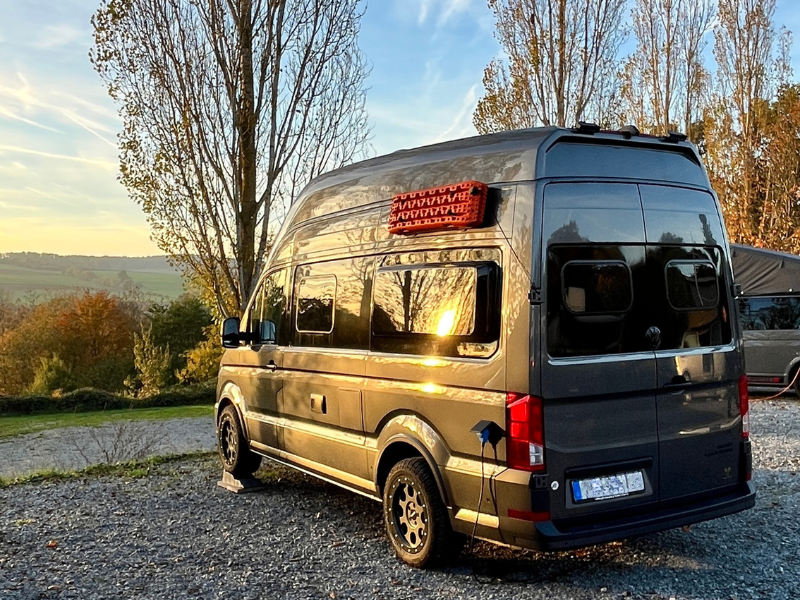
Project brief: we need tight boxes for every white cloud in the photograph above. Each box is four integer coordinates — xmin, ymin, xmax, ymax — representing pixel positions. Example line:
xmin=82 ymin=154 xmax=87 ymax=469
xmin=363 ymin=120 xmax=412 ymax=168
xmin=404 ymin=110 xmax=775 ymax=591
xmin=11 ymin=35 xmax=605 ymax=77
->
xmin=34 ymin=23 xmax=84 ymax=49
xmin=0 ymin=145 xmax=117 ymax=169
xmin=430 ymin=83 xmax=479 ymax=143
xmin=0 ymin=104 xmax=60 ymax=132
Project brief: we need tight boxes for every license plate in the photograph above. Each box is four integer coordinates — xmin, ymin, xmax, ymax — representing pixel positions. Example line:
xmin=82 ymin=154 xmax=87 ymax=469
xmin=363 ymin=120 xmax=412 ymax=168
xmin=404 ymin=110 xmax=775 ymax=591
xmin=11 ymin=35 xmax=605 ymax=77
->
xmin=571 ymin=471 xmax=645 ymax=503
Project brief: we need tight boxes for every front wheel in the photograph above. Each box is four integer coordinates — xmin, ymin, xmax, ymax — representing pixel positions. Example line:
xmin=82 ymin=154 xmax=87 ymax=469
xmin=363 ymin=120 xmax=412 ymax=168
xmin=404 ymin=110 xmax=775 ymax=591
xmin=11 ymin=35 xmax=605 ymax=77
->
xmin=382 ymin=457 xmax=461 ymax=568
xmin=217 ymin=404 xmax=261 ymax=478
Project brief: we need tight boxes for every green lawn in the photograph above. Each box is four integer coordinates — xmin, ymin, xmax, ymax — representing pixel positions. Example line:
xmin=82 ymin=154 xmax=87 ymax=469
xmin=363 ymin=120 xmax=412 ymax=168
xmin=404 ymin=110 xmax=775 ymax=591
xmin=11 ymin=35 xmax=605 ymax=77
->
xmin=0 ymin=405 xmax=214 ymax=439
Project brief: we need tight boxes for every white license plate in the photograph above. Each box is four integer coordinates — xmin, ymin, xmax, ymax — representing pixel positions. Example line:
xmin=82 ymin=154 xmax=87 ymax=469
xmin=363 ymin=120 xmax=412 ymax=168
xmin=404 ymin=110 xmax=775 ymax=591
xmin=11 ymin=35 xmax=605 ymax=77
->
xmin=571 ymin=471 xmax=645 ymax=503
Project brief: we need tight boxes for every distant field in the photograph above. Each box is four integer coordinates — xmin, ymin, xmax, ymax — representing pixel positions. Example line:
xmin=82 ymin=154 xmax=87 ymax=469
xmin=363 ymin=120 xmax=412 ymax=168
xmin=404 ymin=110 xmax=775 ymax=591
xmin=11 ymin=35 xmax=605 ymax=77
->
xmin=91 ymin=269 xmax=185 ymax=299
xmin=0 ymin=264 xmax=184 ymax=301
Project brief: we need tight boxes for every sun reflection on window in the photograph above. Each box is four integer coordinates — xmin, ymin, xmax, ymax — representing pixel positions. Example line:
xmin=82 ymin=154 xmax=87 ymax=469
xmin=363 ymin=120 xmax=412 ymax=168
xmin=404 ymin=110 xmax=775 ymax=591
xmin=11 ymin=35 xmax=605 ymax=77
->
xmin=436 ymin=309 xmax=457 ymax=337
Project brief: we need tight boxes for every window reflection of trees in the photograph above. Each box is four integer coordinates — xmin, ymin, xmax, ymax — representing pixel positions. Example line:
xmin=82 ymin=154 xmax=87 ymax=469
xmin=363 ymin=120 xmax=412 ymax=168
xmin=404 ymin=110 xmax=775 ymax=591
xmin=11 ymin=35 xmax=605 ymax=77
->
xmin=374 ymin=267 xmax=477 ymax=336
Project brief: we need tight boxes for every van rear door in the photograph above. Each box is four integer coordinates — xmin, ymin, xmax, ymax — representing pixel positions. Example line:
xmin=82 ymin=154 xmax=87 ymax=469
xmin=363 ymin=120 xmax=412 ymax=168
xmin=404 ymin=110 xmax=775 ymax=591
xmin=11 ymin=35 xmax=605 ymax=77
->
xmin=540 ymin=183 xmax=660 ymax=521
xmin=640 ymin=185 xmax=742 ymax=502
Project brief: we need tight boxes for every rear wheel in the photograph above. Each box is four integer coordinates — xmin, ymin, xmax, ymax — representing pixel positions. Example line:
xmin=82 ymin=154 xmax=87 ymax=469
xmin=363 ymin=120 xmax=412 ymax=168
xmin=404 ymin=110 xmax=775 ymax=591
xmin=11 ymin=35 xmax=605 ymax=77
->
xmin=217 ymin=405 xmax=261 ymax=478
xmin=382 ymin=457 xmax=461 ymax=568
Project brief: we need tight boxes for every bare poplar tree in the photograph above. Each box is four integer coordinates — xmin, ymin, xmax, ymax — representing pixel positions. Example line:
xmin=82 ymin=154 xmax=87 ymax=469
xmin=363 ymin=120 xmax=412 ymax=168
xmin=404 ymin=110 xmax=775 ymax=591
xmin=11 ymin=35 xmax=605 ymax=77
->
xmin=620 ymin=0 xmax=713 ymax=136
xmin=473 ymin=0 xmax=627 ymax=133
xmin=91 ymin=0 xmax=370 ymax=316
xmin=705 ymin=0 xmax=791 ymax=245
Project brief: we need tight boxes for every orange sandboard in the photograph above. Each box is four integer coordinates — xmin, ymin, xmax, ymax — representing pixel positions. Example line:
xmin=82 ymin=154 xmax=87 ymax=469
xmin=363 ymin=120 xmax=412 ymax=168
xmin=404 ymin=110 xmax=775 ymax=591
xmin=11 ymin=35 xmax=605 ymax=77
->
xmin=388 ymin=180 xmax=488 ymax=235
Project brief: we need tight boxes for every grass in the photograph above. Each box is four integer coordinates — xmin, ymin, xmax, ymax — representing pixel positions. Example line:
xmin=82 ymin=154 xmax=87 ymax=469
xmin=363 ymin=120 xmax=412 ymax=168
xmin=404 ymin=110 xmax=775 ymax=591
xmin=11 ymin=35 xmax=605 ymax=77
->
xmin=0 ymin=264 xmax=184 ymax=301
xmin=0 ymin=451 xmax=216 ymax=489
xmin=90 ymin=269 xmax=185 ymax=299
xmin=0 ymin=404 xmax=214 ymax=439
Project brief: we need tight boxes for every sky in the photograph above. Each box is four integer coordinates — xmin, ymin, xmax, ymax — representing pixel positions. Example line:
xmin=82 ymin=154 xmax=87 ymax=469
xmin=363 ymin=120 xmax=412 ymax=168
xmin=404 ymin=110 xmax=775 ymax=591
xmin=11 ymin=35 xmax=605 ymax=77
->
xmin=0 ymin=0 xmax=799 ymax=257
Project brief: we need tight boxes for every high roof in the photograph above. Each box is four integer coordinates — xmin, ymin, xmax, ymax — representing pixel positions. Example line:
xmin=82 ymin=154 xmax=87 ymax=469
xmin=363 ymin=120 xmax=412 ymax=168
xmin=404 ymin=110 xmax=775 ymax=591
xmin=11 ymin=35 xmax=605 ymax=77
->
xmin=732 ymin=244 xmax=800 ymax=296
xmin=277 ymin=126 xmax=703 ymax=240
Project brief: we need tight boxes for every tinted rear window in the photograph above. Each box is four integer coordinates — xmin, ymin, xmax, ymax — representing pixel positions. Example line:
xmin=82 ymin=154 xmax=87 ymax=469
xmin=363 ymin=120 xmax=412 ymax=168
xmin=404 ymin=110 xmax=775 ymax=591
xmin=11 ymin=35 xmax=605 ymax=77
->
xmin=666 ymin=261 xmax=719 ymax=310
xmin=545 ymin=143 xmax=707 ymax=187
xmin=562 ymin=262 xmax=632 ymax=314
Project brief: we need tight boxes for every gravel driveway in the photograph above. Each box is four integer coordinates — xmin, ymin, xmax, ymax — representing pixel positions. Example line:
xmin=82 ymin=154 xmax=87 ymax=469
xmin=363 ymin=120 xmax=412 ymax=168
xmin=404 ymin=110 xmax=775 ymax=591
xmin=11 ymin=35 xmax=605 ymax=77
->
xmin=0 ymin=417 xmax=216 ymax=478
xmin=1 ymin=399 xmax=798 ymax=600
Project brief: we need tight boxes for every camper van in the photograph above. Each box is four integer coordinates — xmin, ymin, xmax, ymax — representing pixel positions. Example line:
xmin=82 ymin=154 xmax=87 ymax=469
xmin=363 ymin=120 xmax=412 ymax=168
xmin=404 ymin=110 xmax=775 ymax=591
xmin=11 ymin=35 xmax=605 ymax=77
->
xmin=733 ymin=244 xmax=800 ymax=395
xmin=215 ymin=125 xmax=755 ymax=567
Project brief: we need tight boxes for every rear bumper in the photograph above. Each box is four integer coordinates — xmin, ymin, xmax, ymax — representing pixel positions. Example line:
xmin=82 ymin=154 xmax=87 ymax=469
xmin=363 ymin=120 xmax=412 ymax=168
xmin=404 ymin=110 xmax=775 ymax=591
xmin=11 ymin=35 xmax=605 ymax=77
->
xmin=515 ymin=482 xmax=756 ymax=552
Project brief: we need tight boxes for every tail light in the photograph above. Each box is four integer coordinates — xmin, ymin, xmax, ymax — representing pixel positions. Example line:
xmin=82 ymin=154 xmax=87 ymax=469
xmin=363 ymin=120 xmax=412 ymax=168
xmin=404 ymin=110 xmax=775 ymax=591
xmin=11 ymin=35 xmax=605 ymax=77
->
xmin=506 ymin=393 xmax=545 ymax=471
xmin=738 ymin=374 xmax=749 ymax=440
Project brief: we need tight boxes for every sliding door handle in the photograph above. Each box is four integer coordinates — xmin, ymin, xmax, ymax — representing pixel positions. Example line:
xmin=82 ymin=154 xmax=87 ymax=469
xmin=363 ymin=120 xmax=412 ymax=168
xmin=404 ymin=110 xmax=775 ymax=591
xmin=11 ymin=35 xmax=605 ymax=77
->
xmin=310 ymin=394 xmax=327 ymax=414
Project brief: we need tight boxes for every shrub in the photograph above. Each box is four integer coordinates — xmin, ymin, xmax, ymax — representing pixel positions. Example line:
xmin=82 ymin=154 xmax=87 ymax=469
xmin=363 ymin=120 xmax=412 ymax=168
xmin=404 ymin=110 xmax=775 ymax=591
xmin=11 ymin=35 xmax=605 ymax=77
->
xmin=131 ymin=326 xmax=172 ymax=397
xmin=26 ymin=355 xmax=77 ymax=395
xmin=177 ymin=326 xmax=223 ymax=384
xmin=0 ymin=381 xmax=216 ymax=415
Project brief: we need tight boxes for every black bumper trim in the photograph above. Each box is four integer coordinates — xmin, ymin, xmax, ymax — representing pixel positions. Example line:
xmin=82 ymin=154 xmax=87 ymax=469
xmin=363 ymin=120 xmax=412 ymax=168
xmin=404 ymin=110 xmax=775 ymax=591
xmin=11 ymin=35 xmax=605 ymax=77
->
xmin=522 ymin=482 xmax=755 ymax=552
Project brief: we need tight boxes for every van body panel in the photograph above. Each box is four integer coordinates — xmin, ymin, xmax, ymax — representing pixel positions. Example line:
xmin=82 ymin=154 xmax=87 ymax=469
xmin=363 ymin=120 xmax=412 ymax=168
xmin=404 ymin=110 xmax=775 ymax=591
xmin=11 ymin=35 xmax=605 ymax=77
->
xmin=280 ymin=348 xmax=369 ymax=480
xmin=221 ymin=346 xmax=283 ymax=448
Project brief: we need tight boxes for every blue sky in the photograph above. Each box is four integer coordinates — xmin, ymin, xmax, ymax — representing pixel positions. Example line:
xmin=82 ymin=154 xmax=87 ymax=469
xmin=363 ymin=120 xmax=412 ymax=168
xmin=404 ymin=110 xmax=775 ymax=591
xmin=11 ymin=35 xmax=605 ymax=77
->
xmin=0 ymin=0 xmax=798 ymax=256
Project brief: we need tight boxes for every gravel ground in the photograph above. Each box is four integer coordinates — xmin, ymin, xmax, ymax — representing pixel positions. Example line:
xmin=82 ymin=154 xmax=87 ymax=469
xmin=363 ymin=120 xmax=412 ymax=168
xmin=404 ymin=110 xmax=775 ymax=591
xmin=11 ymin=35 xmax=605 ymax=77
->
xmin=1 ymin=399 xmax=798 ymax=600
xmin=0 ymin=418 xmax=216 ymax=478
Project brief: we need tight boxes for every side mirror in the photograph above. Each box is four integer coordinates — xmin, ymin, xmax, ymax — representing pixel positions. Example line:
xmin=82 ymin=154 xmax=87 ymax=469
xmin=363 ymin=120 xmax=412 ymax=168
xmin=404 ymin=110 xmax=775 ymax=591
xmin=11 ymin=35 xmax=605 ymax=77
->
xmin=260 ymin=320 xmax=277 ymax=344
xmin=221 ymin=317 xmax=241 ymax=348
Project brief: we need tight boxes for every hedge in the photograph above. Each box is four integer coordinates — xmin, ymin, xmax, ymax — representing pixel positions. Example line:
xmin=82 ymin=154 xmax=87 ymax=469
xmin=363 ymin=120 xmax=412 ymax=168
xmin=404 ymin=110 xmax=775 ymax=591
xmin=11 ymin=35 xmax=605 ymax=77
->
xmin=0 ymin=380 xmax=216 ymax=416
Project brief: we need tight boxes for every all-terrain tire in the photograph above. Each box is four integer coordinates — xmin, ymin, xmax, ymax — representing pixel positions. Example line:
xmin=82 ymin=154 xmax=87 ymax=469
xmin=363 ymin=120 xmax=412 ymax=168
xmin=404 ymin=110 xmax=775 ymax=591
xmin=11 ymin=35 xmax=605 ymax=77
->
xmin=382 ymin=457 xmax=462 ymax=568
xmin=217 ymin=404 xmax=261 ymax=478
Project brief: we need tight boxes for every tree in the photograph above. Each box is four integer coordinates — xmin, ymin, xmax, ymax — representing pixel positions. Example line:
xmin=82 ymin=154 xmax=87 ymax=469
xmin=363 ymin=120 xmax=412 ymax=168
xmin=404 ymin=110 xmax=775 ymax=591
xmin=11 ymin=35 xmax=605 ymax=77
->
xmin=704 ymin=0 xmax=792 ymax=246
xmin=620 ymin=0 xmax=714 ymax=137
xmin=0 ymin=292 xmax=142 ymax=395
xmin=474 ymin=0 xmax=627 ymax=133
xmin=91 ymin=0 xmax=370 ymax=316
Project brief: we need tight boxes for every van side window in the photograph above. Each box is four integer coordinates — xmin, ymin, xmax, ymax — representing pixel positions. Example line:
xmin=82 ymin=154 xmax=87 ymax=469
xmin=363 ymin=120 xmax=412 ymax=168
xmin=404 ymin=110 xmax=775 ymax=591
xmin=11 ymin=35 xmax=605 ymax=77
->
xmin=293 ymin=257 xmax=373 ymax=349
xmin=296 ymin=275 xmax=336 ymax=334
xmin=372 ymin=258 xmax=501 ymax=358
xmin=245 ymin=268 xmax=288 ymax=345
xmin=738 ymin=296 xmax=800 ymax=330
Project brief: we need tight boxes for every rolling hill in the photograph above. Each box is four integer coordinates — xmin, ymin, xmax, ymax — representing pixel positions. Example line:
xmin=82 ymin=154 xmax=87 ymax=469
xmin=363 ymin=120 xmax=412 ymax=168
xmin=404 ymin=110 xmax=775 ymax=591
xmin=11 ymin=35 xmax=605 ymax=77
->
xmin=0 ymin=253 xmax=185 ymax=301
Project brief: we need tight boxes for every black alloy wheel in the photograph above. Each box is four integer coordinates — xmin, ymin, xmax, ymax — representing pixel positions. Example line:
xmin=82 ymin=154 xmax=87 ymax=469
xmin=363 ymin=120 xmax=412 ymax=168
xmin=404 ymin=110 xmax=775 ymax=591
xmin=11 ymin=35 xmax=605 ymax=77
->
xmin=217 ymin=404 xmax=261 ymax=478
xmin=382 ymin=457 xmax=461 ymax=568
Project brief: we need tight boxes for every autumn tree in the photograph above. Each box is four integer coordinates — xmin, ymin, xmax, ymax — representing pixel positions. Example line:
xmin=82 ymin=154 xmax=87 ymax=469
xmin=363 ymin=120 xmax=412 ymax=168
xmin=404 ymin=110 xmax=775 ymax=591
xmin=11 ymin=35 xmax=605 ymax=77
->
xmin=620 ymin=0 xmax=714 ymax=138
xmin=91 ymin=0 xmax=370 ymax=316
xmin=474 ymin=0 xmax=627 ymax=133
xmin=704 ymin=0 xmax=792 ymax=247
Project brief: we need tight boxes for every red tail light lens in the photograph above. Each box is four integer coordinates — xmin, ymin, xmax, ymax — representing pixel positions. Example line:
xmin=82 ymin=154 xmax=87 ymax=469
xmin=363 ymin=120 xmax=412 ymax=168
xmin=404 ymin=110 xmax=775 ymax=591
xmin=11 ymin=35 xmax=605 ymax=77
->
xmin=506 ymin=393 xmax=545 ymax=472
xmin=738 ymin=374 xmax=749 ymax=440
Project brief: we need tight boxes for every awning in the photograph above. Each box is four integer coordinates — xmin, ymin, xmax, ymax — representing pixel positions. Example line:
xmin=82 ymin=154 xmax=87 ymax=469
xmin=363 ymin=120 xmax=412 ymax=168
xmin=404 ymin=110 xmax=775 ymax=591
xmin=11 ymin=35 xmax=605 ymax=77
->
xmin=731 ymin=244 xmax=800 ymax=296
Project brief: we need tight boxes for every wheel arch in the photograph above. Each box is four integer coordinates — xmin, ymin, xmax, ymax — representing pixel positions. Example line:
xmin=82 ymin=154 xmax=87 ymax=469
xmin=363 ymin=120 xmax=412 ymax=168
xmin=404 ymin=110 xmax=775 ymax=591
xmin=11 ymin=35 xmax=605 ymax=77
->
xmin=374 ymin=414 xmax=453 ymax=508
xmin=215 ymin=381 xmax=249 ymax=437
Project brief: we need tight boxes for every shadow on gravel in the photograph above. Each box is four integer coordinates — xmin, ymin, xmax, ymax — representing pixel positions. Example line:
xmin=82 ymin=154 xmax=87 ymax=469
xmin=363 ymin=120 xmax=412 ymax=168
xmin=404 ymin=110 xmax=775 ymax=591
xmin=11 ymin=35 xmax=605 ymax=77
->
xmin=247 ymin=460 xmax=797 ymax=599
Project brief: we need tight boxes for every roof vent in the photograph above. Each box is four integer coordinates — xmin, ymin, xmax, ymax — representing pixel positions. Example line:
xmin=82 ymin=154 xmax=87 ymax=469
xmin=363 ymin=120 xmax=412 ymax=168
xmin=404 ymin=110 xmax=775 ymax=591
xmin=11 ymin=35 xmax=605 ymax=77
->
xmin=661 ymin=131 xmax=688 ymax=144
xmin=572 ymin=121 xmax=601 ymax=135
xmin=617 ymin=125 xmax=640 ymax=139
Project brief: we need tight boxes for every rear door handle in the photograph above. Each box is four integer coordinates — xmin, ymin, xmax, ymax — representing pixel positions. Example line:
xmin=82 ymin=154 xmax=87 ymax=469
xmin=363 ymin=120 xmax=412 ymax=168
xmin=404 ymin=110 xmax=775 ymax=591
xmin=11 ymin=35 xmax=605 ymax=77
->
xmin=265 ymin=360 xmax=277 ymax=372
xmin=663 ymin=375 xmax=691 ymax=391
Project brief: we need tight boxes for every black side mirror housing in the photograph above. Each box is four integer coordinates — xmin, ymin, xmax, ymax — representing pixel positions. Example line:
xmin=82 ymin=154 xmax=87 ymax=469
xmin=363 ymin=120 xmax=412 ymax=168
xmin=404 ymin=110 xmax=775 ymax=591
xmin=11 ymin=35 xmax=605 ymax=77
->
xmin=221 ymin=317 xmax=241 ymax=348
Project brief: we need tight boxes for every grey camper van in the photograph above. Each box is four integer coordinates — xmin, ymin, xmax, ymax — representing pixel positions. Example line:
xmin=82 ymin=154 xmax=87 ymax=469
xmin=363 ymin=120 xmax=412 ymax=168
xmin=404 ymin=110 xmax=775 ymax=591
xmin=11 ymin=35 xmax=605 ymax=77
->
xmin=215 ymin=125 xmax=755 ymax=567
xmin=733 ymin=244 xmax=800 ymax=394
